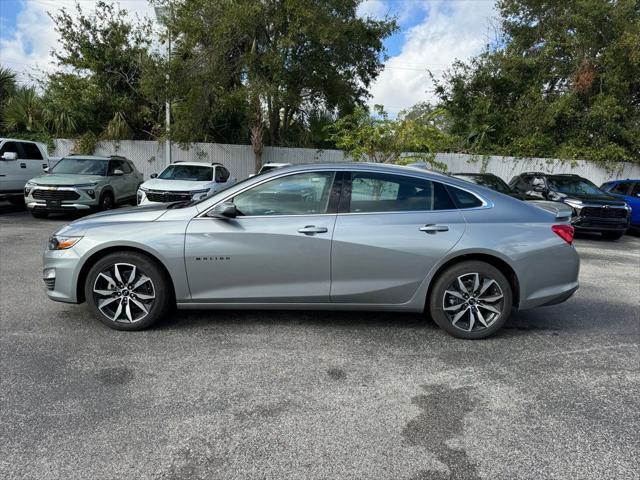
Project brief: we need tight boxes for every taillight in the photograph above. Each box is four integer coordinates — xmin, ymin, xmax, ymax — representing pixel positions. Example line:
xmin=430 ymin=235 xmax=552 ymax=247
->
xmin=552 ymin=224 xmax=575 ymax=245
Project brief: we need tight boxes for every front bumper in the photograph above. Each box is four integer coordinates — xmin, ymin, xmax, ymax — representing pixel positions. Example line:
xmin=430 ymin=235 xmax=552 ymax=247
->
xmin=25 ymin=185 xmax=100 ymax=212
xmin=42 ymin=247 xmax=83 ymax=303
xmin=571 ymin=216 xmax=629 ymax=232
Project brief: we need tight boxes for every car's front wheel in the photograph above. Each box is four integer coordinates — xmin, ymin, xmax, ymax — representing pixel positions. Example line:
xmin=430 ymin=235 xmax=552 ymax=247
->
xmin=429 ymin=261 xmax=513 ymax=339
xmin=99 ymin=191 xmax=115 ymax=211
xmin=84 ymin=252 xmax=172 ymax=330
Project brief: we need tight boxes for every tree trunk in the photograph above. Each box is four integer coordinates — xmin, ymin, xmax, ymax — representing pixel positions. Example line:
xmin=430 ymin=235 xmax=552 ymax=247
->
xmin=250 ymin=119 xmax=264 ymax=173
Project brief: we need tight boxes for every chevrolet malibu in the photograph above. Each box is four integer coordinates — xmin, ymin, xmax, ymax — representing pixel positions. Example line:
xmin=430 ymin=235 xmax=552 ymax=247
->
xmin=43 ymin=163 xmax=580 ymax=339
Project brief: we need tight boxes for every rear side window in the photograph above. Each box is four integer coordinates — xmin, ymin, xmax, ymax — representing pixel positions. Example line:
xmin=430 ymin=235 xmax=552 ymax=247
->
xmin=631 ymin=182 xmax=640 ymax=196
xmin=446 ymin=186 xmax=484 ymax=209
xmin=345 ymin=172 xmax=455 ymax=213
xmin=215 ymin=166 xmax=230 ymax=182
xmin=20 ymin=142 xmax=43 ymax=160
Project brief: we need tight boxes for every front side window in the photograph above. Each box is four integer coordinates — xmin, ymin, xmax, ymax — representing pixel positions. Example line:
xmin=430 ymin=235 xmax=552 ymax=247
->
xmin=611 ymin=182 xmax=631 ymax=195
xmin=159 ymin=164 xmax=213 ymax=181
xmin=0 ymin=141 xmax=19 ymax=156
xmin=631 ymin=182 xmax=639 ymax=197
xmin=51 ymin=158 xmax=108 ymax=176
xmin=233 ymin=171 xmax=335 ymax=216
xmin=346 ymin=172 xmax=455 ymax=213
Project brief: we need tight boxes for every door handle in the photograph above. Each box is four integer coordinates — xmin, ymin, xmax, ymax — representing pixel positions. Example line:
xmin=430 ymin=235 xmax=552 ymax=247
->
xmin=419 ymin=224 xmax=449 ymax=233
xmin=298 ymin=225 xmax=328 ymax=235
xmin=20 ymin=163 xmax=26 ymax=168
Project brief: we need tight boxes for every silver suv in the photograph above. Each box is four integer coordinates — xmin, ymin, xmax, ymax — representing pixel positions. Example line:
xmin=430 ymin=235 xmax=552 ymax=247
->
xmin=25 ymin=155 xmax=143 ymax=218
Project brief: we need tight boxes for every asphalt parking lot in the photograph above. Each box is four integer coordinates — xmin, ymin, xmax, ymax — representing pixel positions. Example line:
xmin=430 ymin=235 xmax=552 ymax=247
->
xmin=1 ymin=204 xmax=639 ymax=480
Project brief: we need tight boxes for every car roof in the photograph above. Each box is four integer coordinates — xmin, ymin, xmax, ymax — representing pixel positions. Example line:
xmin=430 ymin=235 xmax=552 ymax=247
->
xmin=262 ymin=162 xmax=291 ymax=167
xmin=167 ymin=162 xmax=221 ymax=168
xmin=453 ymin=172 xmax=499 ymax=178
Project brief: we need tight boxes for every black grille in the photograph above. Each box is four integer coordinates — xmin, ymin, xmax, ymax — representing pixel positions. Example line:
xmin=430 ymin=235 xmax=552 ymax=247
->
xmin=146 ymin=190 xmax=192 ymax=203
xmin=33 ymin=189 xmax=80 ymax=201
xmin=581 ymin=206 xmax=628 ymax=219
xmin=43 ymin=278 xmax=55 ymax=290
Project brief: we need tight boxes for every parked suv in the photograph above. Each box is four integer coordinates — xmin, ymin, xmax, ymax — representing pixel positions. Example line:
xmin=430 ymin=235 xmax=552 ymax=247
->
xmin=509 ymin=172 xmax=630 ymax=239
xmin=600 ymin=179 xmax=640 ymax=231
xmin=0 ymin=138 xmax=50 ymax=204
xmin=137 ymin=162 xmax=236 ymax=205
xmin=24 ymin=155 xmax=143 ymax=218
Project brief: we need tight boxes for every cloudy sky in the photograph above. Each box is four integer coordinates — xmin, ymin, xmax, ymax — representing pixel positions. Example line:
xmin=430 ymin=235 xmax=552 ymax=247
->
xmin=0 ymin=0 xmax=497 ymax=115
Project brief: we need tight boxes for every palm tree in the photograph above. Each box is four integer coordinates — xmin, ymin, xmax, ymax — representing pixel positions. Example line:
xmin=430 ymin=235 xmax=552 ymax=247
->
xmin=0 ymin=66 xmax=17 ymax=102
xmin=2 ymin=86 xmax=44 ymax=133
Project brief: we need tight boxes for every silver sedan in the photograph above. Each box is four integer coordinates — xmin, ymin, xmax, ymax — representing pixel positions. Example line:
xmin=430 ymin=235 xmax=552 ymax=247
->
xmin=42 ymin=163 xmax=580 ymax=339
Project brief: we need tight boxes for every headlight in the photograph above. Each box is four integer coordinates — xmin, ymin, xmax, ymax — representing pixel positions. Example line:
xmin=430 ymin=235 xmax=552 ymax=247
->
xmin=24 ymin=183 xmax=35 ymax=195
xmin=564 ymin=198 xmax=583 ymax=210
xmin=48 ymin=235 xmax=82 ymax=250
xmin=190 ymin=189 xmax=210 ymax=200
xmin=138 ymin=186 xmax=149 ymax=192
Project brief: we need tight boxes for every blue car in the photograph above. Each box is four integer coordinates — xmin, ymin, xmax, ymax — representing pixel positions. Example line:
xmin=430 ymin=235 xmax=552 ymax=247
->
xmin=600 ymin=179 xmax=640 ymax=230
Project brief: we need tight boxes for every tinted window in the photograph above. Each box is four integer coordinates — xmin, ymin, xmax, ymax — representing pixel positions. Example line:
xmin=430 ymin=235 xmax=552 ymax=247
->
xmin=215 ymin=166 xmax=230 ymax=182
xmin=233 ymin=171 xmax=335 ymax=216
xmin=0 ymin=141 xmax=19 ymax=155
xmin=631 ymin=182 xmax=640 ymax=196
xmin=51 ymin=158 xmax=108 ymax=175
xmin=458 ymin=174 xmax=511 ymax=193
xmin=346 ymin=172 xmax=455 ymax=213
xmin=611 ymin=182 xmax=631 ymax=195
xmin=119 ymin=160 xmax=133 ymax=173
xmin=159 ymin=164 xmax=213 ymax=181
xmin=447 ymin=186 xmax=484 ymax=209
xmin=108 ymin=159 xmax=128 ymax=175
xmin=20 ymin=142 xmax=43 ymax=160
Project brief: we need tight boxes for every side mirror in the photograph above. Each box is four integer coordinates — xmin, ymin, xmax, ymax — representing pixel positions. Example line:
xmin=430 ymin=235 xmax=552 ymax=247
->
xmin=150 ymin=173 xmax=158 ymax=179
xmin=112 ymin=169 xmax=124 ymax=176
xmin=1 ymin=152 xmax=18 ymax=161
xmin=207 ymin=202 xmax=238 ymax=219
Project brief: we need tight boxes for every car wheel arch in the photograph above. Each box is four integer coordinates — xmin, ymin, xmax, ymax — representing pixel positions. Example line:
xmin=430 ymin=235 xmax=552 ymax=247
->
xmin=75 ymin=246 xmax=176 ymax=304
xmin=425 ymin=252 xmax=521 ymax=312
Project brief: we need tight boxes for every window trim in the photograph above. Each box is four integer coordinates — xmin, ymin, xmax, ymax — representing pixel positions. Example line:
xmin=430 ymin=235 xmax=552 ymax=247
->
xmin=197 ymin=167 xmax=492 ymax=219
xmin=338 ymin=170 xmax=488 ymax=215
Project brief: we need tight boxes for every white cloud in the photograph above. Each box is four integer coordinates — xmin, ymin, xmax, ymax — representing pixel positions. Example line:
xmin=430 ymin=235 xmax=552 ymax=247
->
xmin=369 ymin=0 xmax=498 ymax=115
xmin=0 ymin=0 xmax=157 ymax=85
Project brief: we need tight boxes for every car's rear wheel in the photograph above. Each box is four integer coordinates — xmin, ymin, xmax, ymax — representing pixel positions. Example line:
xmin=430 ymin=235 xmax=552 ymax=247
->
xmin=601 ymin=230 xmax=624 ymax=240
xmin=84 ymin=252 xmax=172 ymax=330
xmin=99 ymin=191 xmax=114 ymax=211
xmin=429 ymin=261 xmax=513 ymax=339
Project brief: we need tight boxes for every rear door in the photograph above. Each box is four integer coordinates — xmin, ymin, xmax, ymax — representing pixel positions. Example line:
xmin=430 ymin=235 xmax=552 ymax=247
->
xmin=185 ymin=170 xmax=339 ymax=303
xmin=330 ymin=171 xmax=466 ymax=304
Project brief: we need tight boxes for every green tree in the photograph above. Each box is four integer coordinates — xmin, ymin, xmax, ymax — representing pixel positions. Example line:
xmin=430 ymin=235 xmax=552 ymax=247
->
xmin=148 ymin=0 xmax=397 ymax=171
xmin=434 ymin=0 xmax=640 ymax=164
xmin=328 ymin=105 xmax=449 ymax=168
xmin=45 ymin=1 xmax=155 ymax=140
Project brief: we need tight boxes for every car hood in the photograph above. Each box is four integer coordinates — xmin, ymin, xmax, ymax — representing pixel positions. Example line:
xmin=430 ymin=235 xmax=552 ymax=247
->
xmin=141 ymin=178 xmax=212 ymax=191
xmin=56 ymin=204 xmax=171 ymax=236
xmin=29 ymin=174 xmax=104 ymax=186
xmin=564 ymin=193 xmax=627 ymax=206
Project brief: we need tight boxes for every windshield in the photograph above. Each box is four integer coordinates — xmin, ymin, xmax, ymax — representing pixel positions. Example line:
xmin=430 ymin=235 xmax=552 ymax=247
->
xmin=51 ymin=158 xmax=107 ymax=176
xmin=459 ymin=174 xmax=511 ymax=193
xmin=548 ymin=177 xmax=602 ymax=196
xmin=159 ymin=165 xmax=213 ymax=181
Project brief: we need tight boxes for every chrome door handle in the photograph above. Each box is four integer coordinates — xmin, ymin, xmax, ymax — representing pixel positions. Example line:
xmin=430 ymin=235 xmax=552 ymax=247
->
xmin=20 ymin=163 xmax=26 ymax=168
xmin=419 ymin=224 xmax=449 ymax=233
xmin=298 ymin=225 xmax=328 ymax=235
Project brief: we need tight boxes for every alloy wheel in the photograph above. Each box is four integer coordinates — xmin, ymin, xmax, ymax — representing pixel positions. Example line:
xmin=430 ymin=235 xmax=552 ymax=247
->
xmin=92 ymin=263 xmax=155 ymax=323
xmin=442 ymin=272 xmax=504 ymax=332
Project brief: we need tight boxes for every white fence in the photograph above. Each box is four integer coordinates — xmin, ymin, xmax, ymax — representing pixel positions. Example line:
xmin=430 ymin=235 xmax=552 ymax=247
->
xmin=52 ymin=139 xmax=640 ymax=185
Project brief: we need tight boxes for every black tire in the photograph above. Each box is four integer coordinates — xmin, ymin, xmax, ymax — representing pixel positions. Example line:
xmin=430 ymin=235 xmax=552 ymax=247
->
xmin=428 ymin=260 xmax=513 ymax=340
xmin=601 ymin=231 xmax=624 ymax=240
xmin=31 ymin=211 xmax=48 ymax=219
xmin=84 ymin=252 xmax=173 ymax=331
xmin=99 ymin=190 xmax=115 ymax=211
xmin=8 ymin=196 xmax=24 ymax=205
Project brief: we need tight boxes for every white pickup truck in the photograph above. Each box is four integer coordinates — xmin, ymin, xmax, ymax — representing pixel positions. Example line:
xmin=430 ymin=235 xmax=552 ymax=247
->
xmin=0 ymin=138 xmax=50 ymax=204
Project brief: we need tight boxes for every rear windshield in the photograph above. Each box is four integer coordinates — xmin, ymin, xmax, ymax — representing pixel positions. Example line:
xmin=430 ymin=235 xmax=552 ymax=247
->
xmin=159 ymin=165 xmax=213 ymax=181
xmin=458 ymin=175 xmax=511 ymax=193
xmin=548 ymin=177 xmax=601 ymax=196
xmin=51 ymin=158 xmax=107 ymax=176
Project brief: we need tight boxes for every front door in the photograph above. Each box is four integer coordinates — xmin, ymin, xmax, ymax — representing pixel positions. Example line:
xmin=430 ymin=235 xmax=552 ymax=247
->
xmin=0 ymin=141 xmax=24 ymax=192
xmin=185 ymin=170 xmax=338 ymax=303
xmin=330 ymin=171 xmax=466 ymax=304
